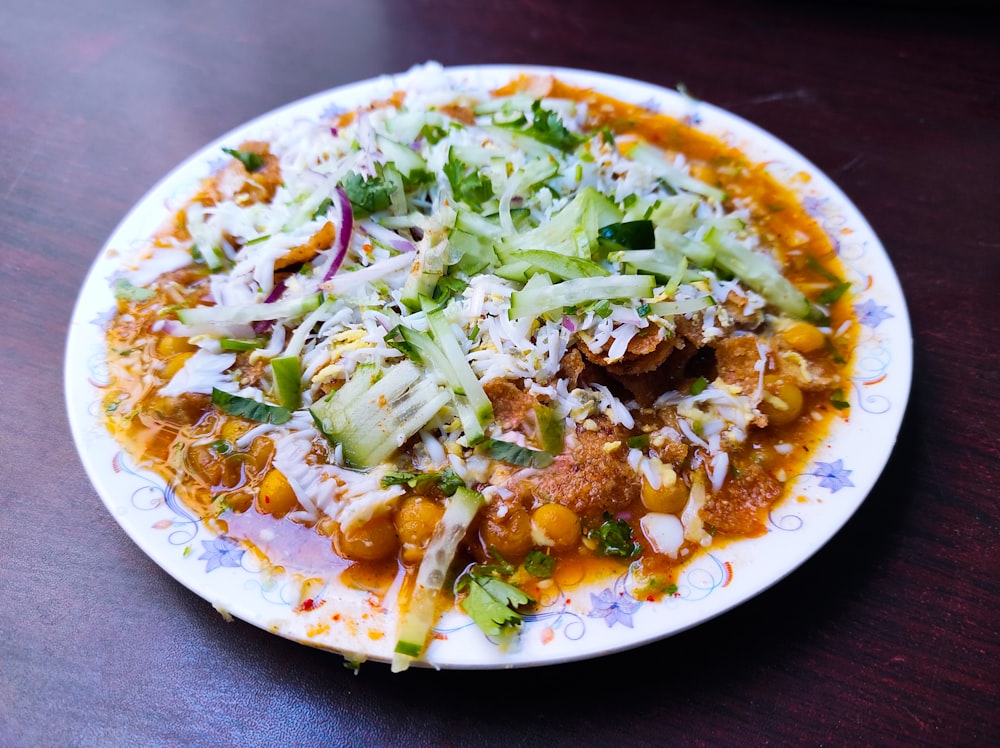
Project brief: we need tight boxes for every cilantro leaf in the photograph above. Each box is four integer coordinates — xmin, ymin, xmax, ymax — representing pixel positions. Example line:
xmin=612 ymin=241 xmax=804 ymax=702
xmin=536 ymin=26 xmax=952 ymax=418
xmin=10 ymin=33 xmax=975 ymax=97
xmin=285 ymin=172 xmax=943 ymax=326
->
xmin=524 ymin=100 xmax=584 ymax=151
xmin=381 ymin=467 xmax=464 ymax=496
xmin=222 ymin=147 xmax=264 ymax=173
xmin=524 ymin=549 xmax=555 ymax=578
xmin=481 ymin=438 xmax=555 ymax=469
xmin=444 ymin=150 xmax=494 ymax=211
xmin=589 ymin=512 xmax=642 ymax=558
xmin=339 ymin=171 xmax=393 ymax=215
xmin=211 ymin=388 xmax=291 ymax=425
xmin=458 ymin=571 xmax=535 ymax=636
xmin=112 ymin=278 xmax=155 ymax=302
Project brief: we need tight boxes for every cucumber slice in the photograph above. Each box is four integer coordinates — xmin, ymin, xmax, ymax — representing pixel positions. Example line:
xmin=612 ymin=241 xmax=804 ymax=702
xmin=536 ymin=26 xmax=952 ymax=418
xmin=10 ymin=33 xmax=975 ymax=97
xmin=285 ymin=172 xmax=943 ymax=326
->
xmin=392 ymin=486 xmax=485 ymax=671
xmin=309 ymin=361 xmax=449 ymax=469
xmin=177 ymin=292 xmax=324 ymax=326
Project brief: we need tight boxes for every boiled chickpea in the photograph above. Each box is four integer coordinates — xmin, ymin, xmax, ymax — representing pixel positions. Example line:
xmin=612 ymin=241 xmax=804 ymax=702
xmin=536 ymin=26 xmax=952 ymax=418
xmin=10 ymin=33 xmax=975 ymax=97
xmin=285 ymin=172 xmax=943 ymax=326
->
xmin=759 ymin=375 xmax=804 ymax=427
xmin=778 ymin=321 xmax=826 ymax=353
xmin=530 ymin=503 xmax=581 ymax=550
xmin=640 ymin=464 xmax=688 ymax=514
xmin=256 ymin=468 xmax=298 ymax=518
xmin=396 ymin=497 xmax=445 ymax=564
xmin=156 ymin=335 xmax=197 ymax=358
xmin=480 ymin=502 xmax=533 ymax=561
xmin=161 ymin=351 xmax=193 ymax=379
xmin=335 ymin=514 xmax=398 ymax=562
xmin=185 ymin=443 xmax=224 ymax=486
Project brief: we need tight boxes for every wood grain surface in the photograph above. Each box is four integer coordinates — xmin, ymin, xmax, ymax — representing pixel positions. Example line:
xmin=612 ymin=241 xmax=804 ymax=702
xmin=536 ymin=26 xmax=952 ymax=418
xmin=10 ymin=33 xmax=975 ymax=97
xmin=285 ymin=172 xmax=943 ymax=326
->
xmin=1 ymin=1 xmax=997 ymax=746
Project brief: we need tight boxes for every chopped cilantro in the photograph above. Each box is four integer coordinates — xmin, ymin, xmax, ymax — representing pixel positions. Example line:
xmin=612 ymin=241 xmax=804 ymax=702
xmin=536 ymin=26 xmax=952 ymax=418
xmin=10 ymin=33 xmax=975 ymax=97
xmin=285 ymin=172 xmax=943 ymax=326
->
xmin=457 ymin=568 xmax=535 ymax=636
xmin=819 ymin=281 xmax=851 ymax=305
xmin=312 ymin=197 xmax=333 ymax=220
xmin=211 ymin=388 xmax=291 ymax=425
xmin=524 ymin=549 xmax=555 ymax=578
xmin=339 ymin=171 xmax=393 ymax=215
xmin=444 ymin=150 xmax=494 ymax=211
xmin=381 ymin=467 xmax=464 ymax=496
xmin=831 ymin=389 xmax=851 ymax=410
xmin=222 ymin=147 xmax=264 ymax=173
xmin=690 ymin=376 xmax=709 ymax=395
xmin=481 ymin=438 xmax=555 ymax=469
xmin=589 ymin=513 xmax=642 ymax=558
xmin=626 ymin=433 xmax=650 ymax=449
xmin=419 ymin=122 xmax=449 ymax=145
xmin=112 ymin=278 xmax=155 ymax=302
xmin=524 ymin=100 xmax=585 ymax=151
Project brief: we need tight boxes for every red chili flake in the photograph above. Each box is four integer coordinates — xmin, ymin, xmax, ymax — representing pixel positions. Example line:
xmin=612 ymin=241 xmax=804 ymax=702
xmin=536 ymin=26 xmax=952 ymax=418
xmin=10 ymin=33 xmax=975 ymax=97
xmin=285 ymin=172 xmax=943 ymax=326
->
xmin=301 ymin=598 xmax=316 ymax=611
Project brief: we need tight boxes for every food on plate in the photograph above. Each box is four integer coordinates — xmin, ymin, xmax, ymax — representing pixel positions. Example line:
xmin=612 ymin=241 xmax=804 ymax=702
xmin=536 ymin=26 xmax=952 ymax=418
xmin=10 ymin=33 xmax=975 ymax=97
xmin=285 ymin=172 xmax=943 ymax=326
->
xmin=100 ymin=65 xmax=855 ymax=670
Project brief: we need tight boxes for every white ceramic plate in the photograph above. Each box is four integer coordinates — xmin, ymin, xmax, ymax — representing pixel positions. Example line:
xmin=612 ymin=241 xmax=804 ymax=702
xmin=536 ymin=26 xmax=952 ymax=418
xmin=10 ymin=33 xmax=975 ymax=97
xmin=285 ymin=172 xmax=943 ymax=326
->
xmin=65 ymin=64 xmax=912 ymax=670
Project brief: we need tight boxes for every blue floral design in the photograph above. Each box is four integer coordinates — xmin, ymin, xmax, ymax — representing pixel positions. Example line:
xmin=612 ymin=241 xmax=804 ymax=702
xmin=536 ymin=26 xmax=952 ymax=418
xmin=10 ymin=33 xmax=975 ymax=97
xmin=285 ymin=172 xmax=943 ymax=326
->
xmin=198 ymin=536 xmax=245 ymax=572
xmin=812 ymin=460 xmax=855 ymax=493
xmin=855 ymin=299 xmax=893 ymax=329
xmin=588 ymin=587 xmax=642 ymax=628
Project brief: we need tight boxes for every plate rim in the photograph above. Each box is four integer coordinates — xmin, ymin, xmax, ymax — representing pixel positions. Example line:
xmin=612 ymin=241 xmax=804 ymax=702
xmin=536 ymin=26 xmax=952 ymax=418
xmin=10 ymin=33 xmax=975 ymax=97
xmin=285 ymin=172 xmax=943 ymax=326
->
xmin=64 ymin=62 xmax=914 ymax=670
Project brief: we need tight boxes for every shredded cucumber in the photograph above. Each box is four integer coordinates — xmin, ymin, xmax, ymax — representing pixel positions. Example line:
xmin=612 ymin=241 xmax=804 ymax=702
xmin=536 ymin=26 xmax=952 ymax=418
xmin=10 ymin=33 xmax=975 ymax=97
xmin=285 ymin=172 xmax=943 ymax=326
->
xmin=177 ymin=292 xmax=324 ymax=326
xmin=392 ymin=486 xmax=485 ymax=671
xmin=309 ymin=361 xmax=450 ymax=469
xmin=509 ymin=274 xmax=655 ymax=319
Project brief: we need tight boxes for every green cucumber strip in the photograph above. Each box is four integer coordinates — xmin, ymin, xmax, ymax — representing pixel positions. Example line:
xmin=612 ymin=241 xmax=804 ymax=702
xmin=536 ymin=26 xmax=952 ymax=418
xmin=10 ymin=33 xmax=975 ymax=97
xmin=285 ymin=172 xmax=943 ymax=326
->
xmin=177 ymin=292 xmax=323 ymax=326
xmin=509 ymin=274 xmax=654 ymax=319
xmin=447 ymin=228 xmax=498 ymax=276
xmin=610 ymin=247 xmax=686 ymax=280
xmin=400 ymin=239 xmax=450 ymax=311
xmin=375 ymin=134 xmax=427 ymax=178
xmin=627 ymin=141 xmax=727 ymax=202
xmin=534 ymin=403 xmax=564 ymax=455
xmin=219 ymin=337 xmax=264 ymax=351
xmin=503 ymin=186 xmax=622 ymax=258
xmin=656 ymin=227 xmax=716 ymax=267
xmin=270 ymin=356 xmax=302 ymax=410
xmin=702 ymin=228 xmax=819 ymax=320
xmin=423 ymin=301 xmax=494 ymax=428
xmin=496 ymin=248 xmax=609 ymax=281
xmin=646 ymin=296 xmax=714 ymax=317
xmin=309 ymin=360 xmax=449 ymax=469
xmin=392 ymin=486 xmax=486 ymax=672
xmin=597 ymin=220 xmax=655 ymax=251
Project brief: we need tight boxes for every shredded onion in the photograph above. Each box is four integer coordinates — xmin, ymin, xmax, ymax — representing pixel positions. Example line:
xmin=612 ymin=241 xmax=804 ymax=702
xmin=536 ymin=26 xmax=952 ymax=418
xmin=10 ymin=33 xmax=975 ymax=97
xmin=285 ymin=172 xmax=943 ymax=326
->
xmin=322 ymin=186 xmax=354 ymax=282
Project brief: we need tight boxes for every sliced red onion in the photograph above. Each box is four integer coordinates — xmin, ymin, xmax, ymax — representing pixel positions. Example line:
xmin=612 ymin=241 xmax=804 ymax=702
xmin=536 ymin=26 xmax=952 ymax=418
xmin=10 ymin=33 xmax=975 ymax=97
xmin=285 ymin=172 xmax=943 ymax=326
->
xmin=361 ymin=220 xmax=417 ymax=254
xmin=322 ymin=186 xmax=353 ymax=282
xmin=252 ymin=279 xmax=287 ymax=334
xmin=562 ymin=315 xmax=577 ymax=332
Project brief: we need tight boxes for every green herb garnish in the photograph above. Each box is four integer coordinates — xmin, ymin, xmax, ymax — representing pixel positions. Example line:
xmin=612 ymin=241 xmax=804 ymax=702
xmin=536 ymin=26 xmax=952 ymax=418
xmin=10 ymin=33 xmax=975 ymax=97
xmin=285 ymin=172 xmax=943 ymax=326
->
xmin=112 ymin=278 xmax=155 ymax=302
xmin=339 ymin=171 xmax=393 ymax=215
xmin=211 ymin=388 xmax=291 ymax=424
xmin=589 ymin=513 xmax=642 ymax=558
xmin=222 ymin=147 xmax=263 ymax=173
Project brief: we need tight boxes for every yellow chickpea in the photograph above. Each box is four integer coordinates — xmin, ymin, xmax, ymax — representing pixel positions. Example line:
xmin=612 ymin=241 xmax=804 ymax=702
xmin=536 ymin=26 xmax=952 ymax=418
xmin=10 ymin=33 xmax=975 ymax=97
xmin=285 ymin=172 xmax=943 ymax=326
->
xmin=256 ymin=468 xmax=298 ymax=518
xmin=640 ymin=464 xmax=688 ymax=514
xmin=156 ymin=334 xmax=197 ymax=357
xmin=161 ymin=351 xmax=193 ymax=379
xmin=759 ymin=375 xmax=804 ymax=427
xmin=480 ymin=503 xmax=533 ymax=561
xmin=220 ymin=418 xmax=252 ymax=444
xmin=778 ymin=321 xmax=826 ymax=353
xmin=530 ymin=503 xmax=581 ymax=550
xmin=185 ymin=443 xmax=224 ymax=486
xmin=396 ymin=497 xmax=445 ymax=564
xmin=335 ymin=514 xmax=398 ymax=562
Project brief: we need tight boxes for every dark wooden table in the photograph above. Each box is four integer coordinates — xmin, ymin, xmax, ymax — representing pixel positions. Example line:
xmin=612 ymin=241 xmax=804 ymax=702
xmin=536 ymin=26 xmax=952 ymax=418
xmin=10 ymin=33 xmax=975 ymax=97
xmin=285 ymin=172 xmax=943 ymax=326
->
xmin=2 ymin=1 xmax=997 ymax=745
